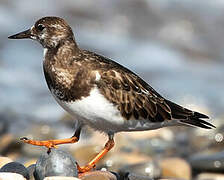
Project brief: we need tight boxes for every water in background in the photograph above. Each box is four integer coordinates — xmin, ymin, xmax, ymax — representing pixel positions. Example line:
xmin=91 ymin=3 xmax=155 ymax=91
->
xmin=0 ymin=0 xmax=223 ymax=136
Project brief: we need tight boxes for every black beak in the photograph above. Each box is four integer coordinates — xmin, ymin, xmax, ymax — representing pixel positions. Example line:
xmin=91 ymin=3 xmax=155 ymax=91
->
xmin=8 ymin=29 xmax=32 ymax=39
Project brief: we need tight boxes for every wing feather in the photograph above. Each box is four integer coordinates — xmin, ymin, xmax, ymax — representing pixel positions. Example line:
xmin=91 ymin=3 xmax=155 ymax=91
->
xmin=83 ymin=50 xmax=214 ymax=129
xmin=96 ymin=69 xmax=171 ymax=122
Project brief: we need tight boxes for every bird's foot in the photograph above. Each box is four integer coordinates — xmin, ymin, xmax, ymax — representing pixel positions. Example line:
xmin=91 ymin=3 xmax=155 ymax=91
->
xmin=77 ymin=163 xmax=96 ymax=174
xmin=20 ymin=137 xmax=58 ymax=148
xmin=20 ymin=136 xmax=79 ymax=152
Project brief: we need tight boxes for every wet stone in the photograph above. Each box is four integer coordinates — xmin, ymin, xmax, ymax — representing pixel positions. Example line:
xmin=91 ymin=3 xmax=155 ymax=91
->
xmin=0 ymin=162 xmax=29 ymax=180
xmin=123 ymin=172 xmax=153 ymax=180
xmin=119 ymin=161 xmax=161 ymax=179
xmin=189 ymin=151 xmax=224 ymax=174
xmin=34 ymin=149 xmax=78 ymax=180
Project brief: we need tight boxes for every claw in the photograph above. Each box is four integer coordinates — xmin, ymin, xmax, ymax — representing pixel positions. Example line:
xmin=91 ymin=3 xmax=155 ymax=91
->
xmin=77 ymin=163 xmax=95 ymax=173
xmin=20 ymin=137 xmax=28 ymax=141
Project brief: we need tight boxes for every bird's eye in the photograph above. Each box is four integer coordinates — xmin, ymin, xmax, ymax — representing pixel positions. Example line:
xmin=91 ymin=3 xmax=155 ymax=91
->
xmin=37 ymin=24 xmax=45 ymax=31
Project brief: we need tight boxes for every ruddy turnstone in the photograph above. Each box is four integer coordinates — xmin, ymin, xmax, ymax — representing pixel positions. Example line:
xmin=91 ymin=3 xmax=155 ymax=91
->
xmin=8 ymin=16 xmax=215 ymax=172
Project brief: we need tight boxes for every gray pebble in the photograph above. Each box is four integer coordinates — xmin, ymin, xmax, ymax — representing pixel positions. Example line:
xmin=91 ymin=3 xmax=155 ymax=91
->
xmin=34 ymin=149 xmax=78 ymax=180
xmin=119 ymin=161 xmax=161 ymax=179
xmin=0 ymin=162 xmax=29 ymax=180
xmin=189 ymin=150 xmax=224 ymax=174
xmin=125 ymin=172 xmax=153 ymax=180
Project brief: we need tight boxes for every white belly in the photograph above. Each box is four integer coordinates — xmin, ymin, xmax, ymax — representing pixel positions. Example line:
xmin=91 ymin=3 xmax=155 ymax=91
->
xmin=52 ymin=87 xmax=178 ymax=133
xmin=53 ymin=87 xmax=126 ymax=133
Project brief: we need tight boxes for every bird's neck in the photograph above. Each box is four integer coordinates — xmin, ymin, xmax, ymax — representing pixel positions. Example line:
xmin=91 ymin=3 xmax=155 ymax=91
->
xmin=43 ymin=38 xmax=81 ymax=96
xmin=43 ymin=38 xmax=80 ymax=67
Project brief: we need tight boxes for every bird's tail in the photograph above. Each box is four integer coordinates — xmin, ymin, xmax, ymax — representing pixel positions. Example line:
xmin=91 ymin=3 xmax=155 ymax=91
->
xmin=165 ymin=100 xmax=215 ymax=129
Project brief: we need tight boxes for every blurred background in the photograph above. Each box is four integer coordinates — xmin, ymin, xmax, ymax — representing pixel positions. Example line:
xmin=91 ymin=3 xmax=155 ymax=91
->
xmin=0 ymin=0 xmax=224 ymax=179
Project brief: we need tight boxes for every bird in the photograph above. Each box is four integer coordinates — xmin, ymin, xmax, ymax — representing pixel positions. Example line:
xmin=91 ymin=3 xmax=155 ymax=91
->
xmin=8 ymin=16 xmax=215 ymax=173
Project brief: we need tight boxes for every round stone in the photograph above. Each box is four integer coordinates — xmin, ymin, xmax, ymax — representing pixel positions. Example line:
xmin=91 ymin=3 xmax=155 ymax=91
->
xmin=34 ymin=149 xmax=78 ymax=180
xmin=189 ymin=151 xmax=224 ymax=173
xmin=126 ymin=173 xmax=154 ymax=180
xmin=44 ymin=177 xmax=80 ymax=180
xmin=119 ymin=161 xmax=161 ymax=179
xmin=0 ymin=162 xmax=29 ymax=180
xmin=80 ymin=171 xmax=117 ymax=180
xmin=0 ymin=172 xmax=26 ymax=180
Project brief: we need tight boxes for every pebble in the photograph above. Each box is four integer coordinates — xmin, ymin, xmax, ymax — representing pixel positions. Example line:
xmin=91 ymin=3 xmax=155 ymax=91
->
xmin=34 ymin=149 xmax=78 ymax=180
xmin=43 ymin=177 xmax=80 ymax=180
xmin=0 ymin=172 xmax=26 ymax=180
xmin=125 ymin=172 xmax=153 ymax=180
xmin=159 ymin=157 xmax=191 ymax=180
xmin=0 ymin=157 xmax=13 ymax=168
xmin=158 ymin=179 xmax=185 ymax=180
xmin=115 ymin=132 xmax=175 ymax=157
xmin=189 ymin=151 xmax=224 ymax=174
xmin=0 ymin=162 xmax=29 ymax=180
xmin=119 ymin=161 xmax=161 ymax=179
xmin=79 ymin=171 xmax=117 ymax=180
xmin=196 ymin=173 xmax=224 ymax=180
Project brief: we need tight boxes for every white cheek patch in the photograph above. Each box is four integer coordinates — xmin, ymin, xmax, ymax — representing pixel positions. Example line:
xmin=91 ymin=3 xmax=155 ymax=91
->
xmin=30 ymin=25 xmax=37 ymax=40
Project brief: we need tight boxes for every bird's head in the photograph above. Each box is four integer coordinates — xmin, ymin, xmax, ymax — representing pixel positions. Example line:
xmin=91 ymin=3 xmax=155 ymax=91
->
xmin=8 ymin=16 xmax=74 ymax=48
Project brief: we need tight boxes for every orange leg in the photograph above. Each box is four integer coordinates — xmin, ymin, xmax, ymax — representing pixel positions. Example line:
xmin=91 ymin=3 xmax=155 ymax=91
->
xmin=20 ymin=127 xmax=81 ymax=153
xmin=77 ymin=135 xmax=115 ymax=173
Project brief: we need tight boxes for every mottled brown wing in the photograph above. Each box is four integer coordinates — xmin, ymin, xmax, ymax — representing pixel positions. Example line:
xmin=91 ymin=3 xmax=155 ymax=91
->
xmin=84 ymin=51 xmax=214 ymax=128
xmin=96 ymin=69 xmax=172 ymax=122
